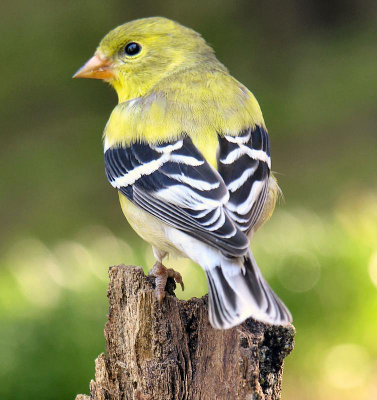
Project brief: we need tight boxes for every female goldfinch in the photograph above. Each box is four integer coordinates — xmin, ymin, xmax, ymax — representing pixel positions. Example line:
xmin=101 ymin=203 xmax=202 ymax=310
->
xmin=74 ymin=17 xmax=292 ymax=329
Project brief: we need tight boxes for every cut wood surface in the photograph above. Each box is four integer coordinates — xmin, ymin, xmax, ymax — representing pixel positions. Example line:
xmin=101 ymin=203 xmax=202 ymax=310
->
xmin=76 ymin=265 xmax=295 ymax=400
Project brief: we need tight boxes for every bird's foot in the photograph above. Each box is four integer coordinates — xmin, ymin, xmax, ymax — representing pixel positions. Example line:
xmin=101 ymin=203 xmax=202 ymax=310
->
xmin=148 ymin=262 xmax=184 ymax=302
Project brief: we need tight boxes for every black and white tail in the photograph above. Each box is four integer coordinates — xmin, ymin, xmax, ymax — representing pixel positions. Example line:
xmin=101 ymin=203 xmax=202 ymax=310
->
xmin=206 ymin=250 xmax=292 ymax=329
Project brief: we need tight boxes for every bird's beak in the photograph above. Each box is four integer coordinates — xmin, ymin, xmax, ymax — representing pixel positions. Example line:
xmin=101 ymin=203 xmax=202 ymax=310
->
xmin=73 ymin=53 xmax=114 ymax=80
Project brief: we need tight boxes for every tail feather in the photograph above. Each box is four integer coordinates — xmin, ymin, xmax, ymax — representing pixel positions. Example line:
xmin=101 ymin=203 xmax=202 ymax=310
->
xmin=206 ymin=250 xmax=292 ymax=329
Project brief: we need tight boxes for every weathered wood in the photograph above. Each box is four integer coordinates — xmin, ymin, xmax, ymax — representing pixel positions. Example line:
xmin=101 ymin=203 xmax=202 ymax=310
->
xmin=76 ymin=265 xmax=294 ymax=400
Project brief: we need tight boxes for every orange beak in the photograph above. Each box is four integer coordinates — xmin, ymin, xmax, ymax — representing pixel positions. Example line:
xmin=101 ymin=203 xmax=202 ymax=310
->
xmin=73 ymin=53 xmax=114 ymax=80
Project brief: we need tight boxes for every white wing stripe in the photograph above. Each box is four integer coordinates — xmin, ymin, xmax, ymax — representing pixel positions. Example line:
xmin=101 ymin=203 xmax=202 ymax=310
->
xmin=168 ymin=173 xmax=220 ymax=191
xmin=111 ymin=154 xmax=169 ymax=188
xmin=224 ymin=133 xmax=251 ymax=144
xmin=227 ymin=180 xmax=265 ymax=215
xmin=154 ymin=185 xmax=226 ymax=211
xmin=152 ymin=140 xmax=183 ymax=153
xmin=220 ymin=144 xmax=271 ymax=168
xmin=226 ymin=209 xmax=249 ymax=223
xmin=227 ymin=166 xmax=258 ymax=192
xmin=244 ymin=148 xmax=271 ymax=168
xmin=201 ymin=207 xmax=221 ymax=226
xmin=220 ymin=147 xmax=245 ymax=164
xmin=169 ymin=154 xmax=204 ymax=166
xmin=110 ymin=141 xmax=207 ymax=188
xmin=206 ymin=210 xmax=227 ymax=231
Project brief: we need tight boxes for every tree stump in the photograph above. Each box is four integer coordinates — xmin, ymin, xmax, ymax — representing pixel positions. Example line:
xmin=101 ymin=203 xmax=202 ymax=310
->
xmin=76 ymin=265 xmax=295 ymax=400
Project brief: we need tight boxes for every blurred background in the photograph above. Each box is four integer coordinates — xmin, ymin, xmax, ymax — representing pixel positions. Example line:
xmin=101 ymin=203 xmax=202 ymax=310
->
xmin=1 ymin=0 xmax=376 ymax=399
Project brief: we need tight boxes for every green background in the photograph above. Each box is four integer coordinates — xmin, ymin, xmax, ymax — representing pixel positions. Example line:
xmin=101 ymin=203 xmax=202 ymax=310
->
xmin=1 ymin=1 xmax=376 ymax=399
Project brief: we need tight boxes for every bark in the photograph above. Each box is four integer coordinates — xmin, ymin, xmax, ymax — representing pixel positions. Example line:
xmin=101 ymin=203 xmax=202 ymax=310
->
xmin=76 ymin=265 xmax=295 ymax=400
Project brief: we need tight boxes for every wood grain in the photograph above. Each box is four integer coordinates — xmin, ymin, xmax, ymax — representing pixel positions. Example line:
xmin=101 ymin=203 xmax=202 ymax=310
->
xmin=76 ymin=265 xmax=294 ymax=400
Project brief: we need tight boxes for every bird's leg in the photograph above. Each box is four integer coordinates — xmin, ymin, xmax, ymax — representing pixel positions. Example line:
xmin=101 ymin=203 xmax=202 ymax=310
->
xmin=148 ymin=262 xmax=184 ymax=302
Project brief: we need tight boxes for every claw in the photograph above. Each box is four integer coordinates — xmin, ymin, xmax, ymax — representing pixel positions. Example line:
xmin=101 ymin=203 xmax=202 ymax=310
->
xmin=166 ymin=268 xmax=184 ymax=291
xmin=149 ymin=262 xmax=184 ymax=302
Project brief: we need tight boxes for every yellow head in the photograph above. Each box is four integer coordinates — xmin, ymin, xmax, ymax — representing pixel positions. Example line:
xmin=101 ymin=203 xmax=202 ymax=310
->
xmin=74 ymin=17 xmax=224 ymax=101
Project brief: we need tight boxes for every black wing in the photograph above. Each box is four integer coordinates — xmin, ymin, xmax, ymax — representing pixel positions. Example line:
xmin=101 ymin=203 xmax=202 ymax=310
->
xmin=217 ymin=125 xmax=271 ymax=235
xmin=105 ymin=136 xmax=249 ymax=257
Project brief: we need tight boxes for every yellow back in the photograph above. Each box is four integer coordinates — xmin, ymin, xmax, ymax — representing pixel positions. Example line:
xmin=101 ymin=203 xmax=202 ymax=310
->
xmin=98 ymin=17 xmax=265 ymax=168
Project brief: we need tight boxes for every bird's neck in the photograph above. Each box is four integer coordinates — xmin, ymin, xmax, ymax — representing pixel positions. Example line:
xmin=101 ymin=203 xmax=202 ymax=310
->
xmin=112 ymin=57 xmax=227 ymax=103
xmin=112 ymin=76 xmax=154 ymax=103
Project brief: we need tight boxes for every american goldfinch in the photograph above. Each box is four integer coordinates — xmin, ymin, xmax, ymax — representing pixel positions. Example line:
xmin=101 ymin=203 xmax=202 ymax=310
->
xmin=74 ymin=17 xmax=292 ymax=329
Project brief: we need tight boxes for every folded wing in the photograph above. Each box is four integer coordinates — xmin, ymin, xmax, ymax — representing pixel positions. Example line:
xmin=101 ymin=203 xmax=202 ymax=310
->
xmin=105 ymin=136 xmax=249 ymax=257
xmin=218 ymin=125 xmax=271 ymax=235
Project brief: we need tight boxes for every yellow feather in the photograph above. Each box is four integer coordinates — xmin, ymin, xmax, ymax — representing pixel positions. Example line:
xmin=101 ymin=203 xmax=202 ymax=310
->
xmin=95 ymin=17 xmax=265 ymax=150
xmin=94 ymin=16 xmax=271 ymax=251
xmin=104 ymin=71 xmax=265 ymax=148
xmin=118 ymin=193 xmax=184 ymax=257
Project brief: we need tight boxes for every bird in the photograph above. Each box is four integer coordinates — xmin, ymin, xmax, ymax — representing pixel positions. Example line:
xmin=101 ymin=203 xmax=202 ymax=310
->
xmin=73 ymin=16 xmax=292 ymax=329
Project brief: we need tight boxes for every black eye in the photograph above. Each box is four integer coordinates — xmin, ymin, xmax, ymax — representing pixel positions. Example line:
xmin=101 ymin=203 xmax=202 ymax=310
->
xmin=124 ymin=42 xmax=142 ymax=56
